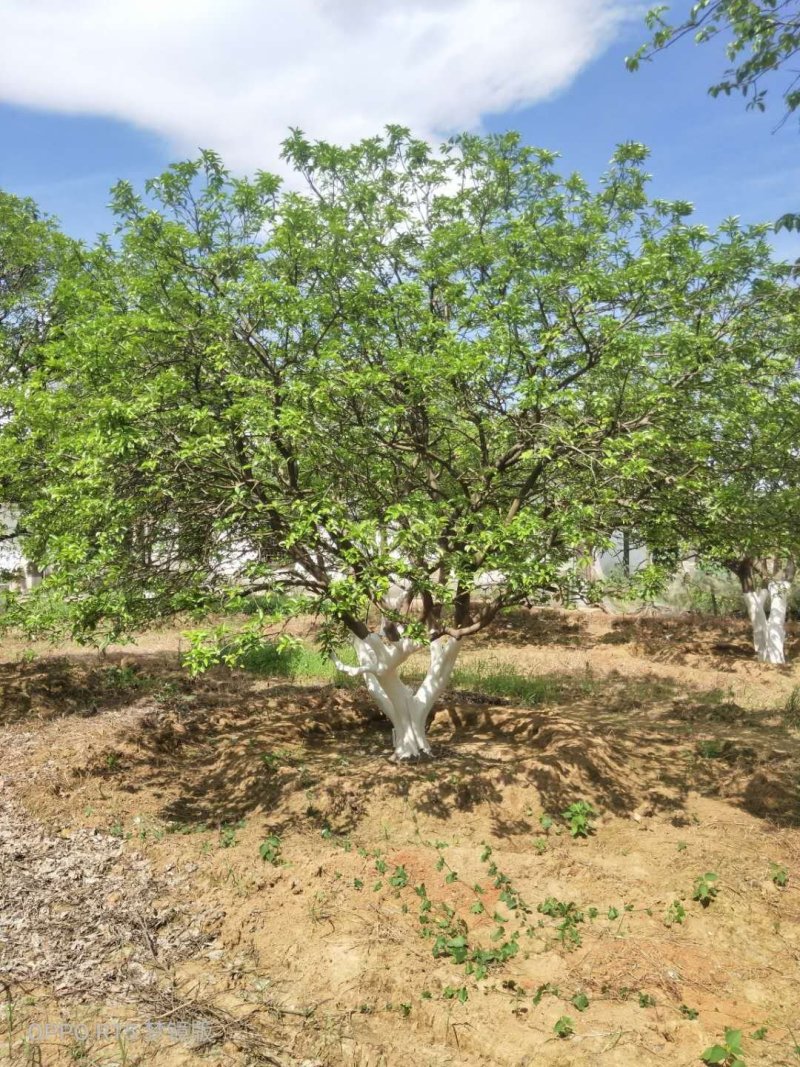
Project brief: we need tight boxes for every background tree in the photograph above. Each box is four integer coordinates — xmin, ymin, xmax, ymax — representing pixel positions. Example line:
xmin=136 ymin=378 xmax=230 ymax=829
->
xmin=0 ymin=131 xmax=788 ymax=756
xmin=628 ymin=1 xmax=800 ymax=229
xmin=628 ymin=1 xmax=800 ymax=121
xmin=0 ymin=192 xmax=70 ymax=569
xmin=631 ymin=270 xmax=800 ymax=662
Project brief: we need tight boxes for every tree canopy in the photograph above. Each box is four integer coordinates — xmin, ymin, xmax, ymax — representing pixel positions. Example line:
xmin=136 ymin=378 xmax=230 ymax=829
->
xmin=0 ymin=191 xmax=70 ymax=553
xmin=0 ymin=129 xmax=792 ymax=653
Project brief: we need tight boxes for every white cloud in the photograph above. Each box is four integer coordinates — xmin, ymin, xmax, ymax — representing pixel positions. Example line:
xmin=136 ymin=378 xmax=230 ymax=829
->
xmin=0 ymin=0 xmax=630 ymax=171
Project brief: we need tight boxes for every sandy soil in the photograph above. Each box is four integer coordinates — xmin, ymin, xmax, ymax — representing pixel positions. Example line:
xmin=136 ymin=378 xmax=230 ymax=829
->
xmin=1 ymin=609 xmax=799 ymax=1066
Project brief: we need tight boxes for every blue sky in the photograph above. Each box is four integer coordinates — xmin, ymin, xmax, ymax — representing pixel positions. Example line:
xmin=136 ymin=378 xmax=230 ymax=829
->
xmin=0 ymin=0 xmax=796 ymax=258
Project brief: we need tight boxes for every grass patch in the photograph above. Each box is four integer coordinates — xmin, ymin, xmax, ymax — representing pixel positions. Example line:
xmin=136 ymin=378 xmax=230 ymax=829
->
xmin=240 ymin=641 xmax=587 ymax=708
xmin=452 ymin=657 xmax=597 ymax=708
xmin=450 ymin=660 xmax=568 ymax=705
xmin=239 ymin=640 xmax=357 ymax=683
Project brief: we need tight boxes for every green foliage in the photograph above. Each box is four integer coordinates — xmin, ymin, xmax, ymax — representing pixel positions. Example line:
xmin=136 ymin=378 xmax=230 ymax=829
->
xmin=553 ymin=1016 xmax=575 ymax=1038
xmin=236 ymin=591 xmax=312 ymax=617
xmin=701 ymin=1027 xmax=746 ymax=1066
xmin=219 ymin=821 xmax=244 ymax=848
xmin=451 ymin=661 xmax=564 ymax=705
xmin=664 ymin=900 xmax=687 ymax=926
xmin=695 ymin=739 xmax=729 ymax=759
xmin=0 ymin=191 xmax=70 ymax=399
xmin=693 ymin=871 xmax=720 ymax=906
xmin=258 ymin=835 xmax=282 ymax=865
xmin=769 ymin=862 xmax=789 ymax=887
xmin=2 ymin=131 xmax=792 ymax=670
xmin=537 ymin=898 xmax=585 ymax=948
xmin=561 ymin=800 xmax=596 ymax=838
xmin=389 ymin=866 xmax=409 ymax=889
xmin=665 ymin=566 xmax=744 ymax=616
xmin=182 ymin=626 xmax=356 ymax=682
xmin=784 ymin=687 xmax=800 ymax=728
xmin=629 ymin=1 xmax=800 ymax=132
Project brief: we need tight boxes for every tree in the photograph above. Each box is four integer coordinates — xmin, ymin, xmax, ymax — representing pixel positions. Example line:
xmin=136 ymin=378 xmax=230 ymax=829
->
xmin=690 ymin=377 xmax=800 ymax=664
xmin=632 ymin=272 xmax=800 ymax=662
xmin=628 ymin=2 xmax=800 ymax=229
xmin=0 ymin=130 xmax=788 ymax=756
xmin=628 ymin=1 xmax=800 ymax=121
xmin=0 ymin=192 xmax=70 ymax=568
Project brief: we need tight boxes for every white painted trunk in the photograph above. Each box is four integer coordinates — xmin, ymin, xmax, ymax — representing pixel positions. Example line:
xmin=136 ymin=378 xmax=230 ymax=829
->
xmin=744 ymin=583 xmax=790 ymax=665
xmin=338 ymin=633 xmax=459 ymax=759
xmin=744 ymin=589 xmax=769 ymax=658
xmin=764 ymin=581 xmax=790 ymax=665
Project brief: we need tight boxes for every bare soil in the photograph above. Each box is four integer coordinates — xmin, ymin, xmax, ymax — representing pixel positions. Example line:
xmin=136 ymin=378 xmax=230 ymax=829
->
xmin=1 ymin=609 xmax=799 ymax=1066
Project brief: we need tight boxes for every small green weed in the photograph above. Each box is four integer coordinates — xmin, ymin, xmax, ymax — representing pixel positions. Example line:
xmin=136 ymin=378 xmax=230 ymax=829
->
xmin=664 ymin=900 xmax=686 ymax=926
xmin=692 ymin=872 xmax=719 ymax=907
xmin=561 ymin=800 xmax=596 ymax=838
xmin=553 ymin=1016 xmax=574 ymax=1038
xmin=695 ymin=739 xmax=729 ymax=760
xmin=219 ymin=820 xmax=244 ymax=848
xmin=701 ymin=1027 xmax=745 ymax=1066
xmin=770 ymin=862 xmax=788 ymax=887
xmin=259 ymin=834 xmax=282 ymax=865
xmin=784 ymin=686 xmax=800 ymax=728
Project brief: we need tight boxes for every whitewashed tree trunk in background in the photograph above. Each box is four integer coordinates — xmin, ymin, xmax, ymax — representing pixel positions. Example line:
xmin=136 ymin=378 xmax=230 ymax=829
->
xmin=764 ymin=580 xmax=790 ymax=665
xmin=744 ymin=583 xmax=790 ymax=665
xmin=334 ymin=632 xmax=459 ymax=759
xmin=744 ymin=589 xmax=768 ymax=658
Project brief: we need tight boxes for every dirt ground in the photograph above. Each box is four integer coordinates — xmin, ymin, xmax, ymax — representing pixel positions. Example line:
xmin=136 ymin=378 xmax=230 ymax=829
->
xmin=1 ymin=609 xmax=799 ymax=1066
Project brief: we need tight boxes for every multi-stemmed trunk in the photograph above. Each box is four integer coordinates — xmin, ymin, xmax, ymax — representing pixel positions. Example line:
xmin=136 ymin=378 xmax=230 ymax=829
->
xmin=743 ymin=581 xmax=790 ymax=665
xmin=334 ymin=632 xmax=460 ymax=759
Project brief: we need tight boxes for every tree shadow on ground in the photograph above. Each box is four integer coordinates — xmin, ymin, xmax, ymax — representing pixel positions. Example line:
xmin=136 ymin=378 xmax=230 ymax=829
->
xmin=471 ymin=607 xmax=800 ymax=662
xmin=81 ymin=658 xmax=800 ymax=839
xmin=0 ymin=655 xmax=170 ymax=726
xmin=472 ymin=608 xmax=587 ymax=649
xmin=4 ymin=646 xmax=798 ymax=835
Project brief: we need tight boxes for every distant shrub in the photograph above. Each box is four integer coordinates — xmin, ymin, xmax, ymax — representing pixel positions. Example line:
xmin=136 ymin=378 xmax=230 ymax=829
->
xmin=236 ymin=591 xmax=313 ymax=617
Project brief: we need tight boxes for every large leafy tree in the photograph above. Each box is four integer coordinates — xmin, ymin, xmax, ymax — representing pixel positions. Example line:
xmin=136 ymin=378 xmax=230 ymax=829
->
xmin=0 ymin=130 xmax=789 ymax=755
xmin=0 ymin=192 xmax=70 ymax=569
xmin=627 ymin=265 xmax=800 ymax=661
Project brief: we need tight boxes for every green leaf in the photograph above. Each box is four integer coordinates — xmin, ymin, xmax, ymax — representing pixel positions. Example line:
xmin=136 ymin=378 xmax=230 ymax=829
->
xmin=701 ymin=1046 xmax=730 ymax=1065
